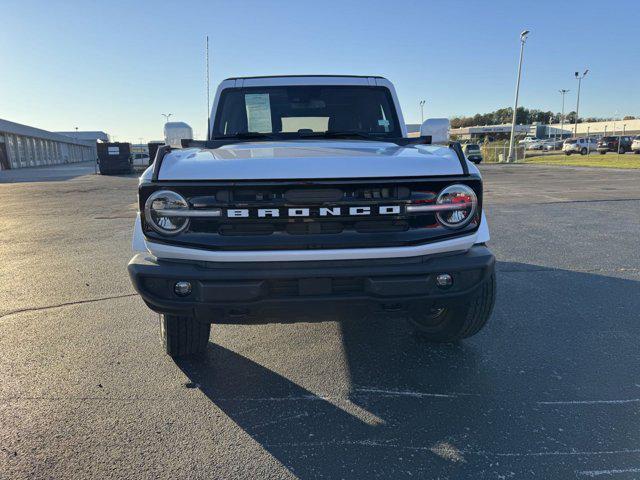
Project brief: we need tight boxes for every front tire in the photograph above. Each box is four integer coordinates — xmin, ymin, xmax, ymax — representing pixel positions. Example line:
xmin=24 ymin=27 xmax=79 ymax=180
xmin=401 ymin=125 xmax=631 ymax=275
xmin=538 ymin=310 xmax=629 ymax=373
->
xmin=407 ymin=273 xmax=496 ymax=341
xmin=160 ymin=314 xmax=210 ymax=357
xmin=580 ymin=147 xmax=587 ymax=155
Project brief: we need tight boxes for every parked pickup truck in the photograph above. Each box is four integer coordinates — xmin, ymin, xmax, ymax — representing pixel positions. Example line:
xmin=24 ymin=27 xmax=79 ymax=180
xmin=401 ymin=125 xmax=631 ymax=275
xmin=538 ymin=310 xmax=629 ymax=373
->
xmin=128 ymin=75 xmax=495 ymax=358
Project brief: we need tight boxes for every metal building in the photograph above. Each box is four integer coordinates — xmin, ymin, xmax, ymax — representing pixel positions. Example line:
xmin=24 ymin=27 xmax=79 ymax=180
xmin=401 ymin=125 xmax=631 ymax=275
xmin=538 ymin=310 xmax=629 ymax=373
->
xmin=0 ymin=118 xmax=97 ymax=170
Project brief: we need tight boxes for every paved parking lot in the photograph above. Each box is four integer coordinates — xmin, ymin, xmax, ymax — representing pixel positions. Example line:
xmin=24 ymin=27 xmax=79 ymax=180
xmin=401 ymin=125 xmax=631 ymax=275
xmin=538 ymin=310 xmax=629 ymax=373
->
xmin=1 ymin=163 xmax=639 ymax=479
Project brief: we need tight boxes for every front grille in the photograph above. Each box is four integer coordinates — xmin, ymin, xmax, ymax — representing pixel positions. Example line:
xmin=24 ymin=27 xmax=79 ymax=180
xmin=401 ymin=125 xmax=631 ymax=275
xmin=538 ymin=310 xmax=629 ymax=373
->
xmin=140 ymin=178 xmax=482 ymax=251
xmin=218 ymin=223 xmax=275 ymax=236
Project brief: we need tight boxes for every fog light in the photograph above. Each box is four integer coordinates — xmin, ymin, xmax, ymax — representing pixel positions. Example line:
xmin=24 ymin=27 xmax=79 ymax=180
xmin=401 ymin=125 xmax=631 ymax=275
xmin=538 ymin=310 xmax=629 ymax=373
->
xmin=174 ymin=281 xmax=192 ymax=296
xmin=435 ymin=274 xmax=453 ymax=288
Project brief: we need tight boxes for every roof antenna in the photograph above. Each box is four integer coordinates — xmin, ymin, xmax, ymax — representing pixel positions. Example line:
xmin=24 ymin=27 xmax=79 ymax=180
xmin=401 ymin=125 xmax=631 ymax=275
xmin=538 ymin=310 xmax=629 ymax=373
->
xmin=205 ymin=35 xmax=211 ymax=141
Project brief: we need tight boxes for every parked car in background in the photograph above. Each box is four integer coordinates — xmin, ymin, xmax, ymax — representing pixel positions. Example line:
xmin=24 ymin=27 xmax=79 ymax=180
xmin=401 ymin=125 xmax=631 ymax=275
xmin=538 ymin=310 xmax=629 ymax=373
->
xmin=563 ymin=137 xmax=597 ymax=155
xmin=544 ymin=139 xmax=565 ymax=151
xmin=518 ymin=136 xmax=540 ymax=146
xmin=462 ymin=143 xmax=483 ymax=163
xmin=526 ymin=140 xmax=546 ymax=150
xmin=132 ymin=153 xmax=151 ymax=169
xmin=632 ymin=136 xmax=640 ymax=154
xmin=597 ymin=136 xmax=633 ymax=154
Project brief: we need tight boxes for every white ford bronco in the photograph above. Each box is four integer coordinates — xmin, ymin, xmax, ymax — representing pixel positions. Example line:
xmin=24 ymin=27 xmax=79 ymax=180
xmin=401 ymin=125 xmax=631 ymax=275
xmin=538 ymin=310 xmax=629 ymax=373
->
xmin=128 ymin=75 xmax=495 ymax=358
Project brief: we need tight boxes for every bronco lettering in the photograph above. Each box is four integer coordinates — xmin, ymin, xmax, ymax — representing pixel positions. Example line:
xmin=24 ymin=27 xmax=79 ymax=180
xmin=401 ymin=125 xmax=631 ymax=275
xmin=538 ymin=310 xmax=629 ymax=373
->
xmin=225 ymin=205 xmax=403 ymax=218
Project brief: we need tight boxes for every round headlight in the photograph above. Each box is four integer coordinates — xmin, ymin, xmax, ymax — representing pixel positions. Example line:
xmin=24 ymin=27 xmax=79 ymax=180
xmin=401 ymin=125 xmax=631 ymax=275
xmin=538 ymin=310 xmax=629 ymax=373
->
xmin=436 ymin=184 xmax=477 ymax=229
xmin=144 ymin=190 xmax=190 ymax=235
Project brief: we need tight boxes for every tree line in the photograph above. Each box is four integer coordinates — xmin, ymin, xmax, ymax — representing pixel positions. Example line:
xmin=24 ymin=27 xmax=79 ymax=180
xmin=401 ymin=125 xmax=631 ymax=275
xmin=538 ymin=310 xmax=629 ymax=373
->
xmin=450 ymin=107 xmax=636 ymax=128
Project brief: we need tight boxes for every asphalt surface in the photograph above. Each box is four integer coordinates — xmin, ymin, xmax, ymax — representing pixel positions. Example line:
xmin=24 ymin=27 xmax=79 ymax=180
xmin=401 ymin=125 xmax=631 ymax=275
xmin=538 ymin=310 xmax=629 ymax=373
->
xmin=1 ymin=162 xmax=639 ymax=479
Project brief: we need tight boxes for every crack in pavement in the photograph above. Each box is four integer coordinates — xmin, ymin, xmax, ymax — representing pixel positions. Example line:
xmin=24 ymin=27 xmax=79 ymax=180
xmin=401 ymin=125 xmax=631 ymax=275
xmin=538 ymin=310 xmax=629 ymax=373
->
xmin=0 ymin=293 xmax=138 ymax=320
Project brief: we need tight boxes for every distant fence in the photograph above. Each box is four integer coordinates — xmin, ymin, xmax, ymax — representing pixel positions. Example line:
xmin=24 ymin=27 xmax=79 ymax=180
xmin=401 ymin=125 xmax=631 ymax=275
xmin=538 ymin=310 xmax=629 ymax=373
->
xmin=480 ymin=142 xmax=526 ymax=163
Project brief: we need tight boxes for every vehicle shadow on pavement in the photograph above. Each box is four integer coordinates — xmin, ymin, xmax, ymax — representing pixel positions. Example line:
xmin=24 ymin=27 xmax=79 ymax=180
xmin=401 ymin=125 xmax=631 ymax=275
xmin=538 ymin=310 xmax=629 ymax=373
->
xmin=175 ymin=261 xmax=640 ymax=479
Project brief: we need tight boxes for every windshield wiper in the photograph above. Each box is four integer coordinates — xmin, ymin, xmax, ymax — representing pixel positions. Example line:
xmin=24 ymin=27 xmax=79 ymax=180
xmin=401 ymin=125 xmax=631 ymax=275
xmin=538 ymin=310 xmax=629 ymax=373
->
xmin=300 ymin=131 xmax=383 ymax=140
xmin=213 ymin=132 xmax=275 ymax=140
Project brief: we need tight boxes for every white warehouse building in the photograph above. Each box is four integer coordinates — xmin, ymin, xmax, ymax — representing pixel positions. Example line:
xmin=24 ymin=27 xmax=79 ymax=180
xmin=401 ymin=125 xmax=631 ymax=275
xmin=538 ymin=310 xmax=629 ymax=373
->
xmin=0 ymin=118 xmax=98 ymax=170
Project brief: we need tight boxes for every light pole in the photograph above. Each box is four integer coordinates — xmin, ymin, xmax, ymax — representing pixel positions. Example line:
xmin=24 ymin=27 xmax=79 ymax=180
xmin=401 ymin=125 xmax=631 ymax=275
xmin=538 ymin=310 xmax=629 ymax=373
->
xmin=559 ymin=89 xmax=569 ymax=140
xmin=419 ymin=100 xmax=426 ymax=123
xmin=573 ymin=69 xmax=588 ymax=136
xmin=507 ymin=30 xmax=530 ymax=163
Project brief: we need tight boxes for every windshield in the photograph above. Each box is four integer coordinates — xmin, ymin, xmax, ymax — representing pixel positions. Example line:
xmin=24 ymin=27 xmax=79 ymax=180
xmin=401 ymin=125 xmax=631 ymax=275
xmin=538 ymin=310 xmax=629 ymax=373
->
xmin=213 ymin=86 xmax=401 ymax=139
xmin=565 ymin=139 xmax=577 ymax=144
xmin=601 ymin=137 xmax=616 ymax=141
xmin=466 ymin=144 xmax=480 ymax=150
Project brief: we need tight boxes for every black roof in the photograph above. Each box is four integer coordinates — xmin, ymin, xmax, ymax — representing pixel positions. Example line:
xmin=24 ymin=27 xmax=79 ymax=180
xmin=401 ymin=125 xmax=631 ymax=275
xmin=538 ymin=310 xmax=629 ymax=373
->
xmin=224 ymin=74 xmax=386 ymax=81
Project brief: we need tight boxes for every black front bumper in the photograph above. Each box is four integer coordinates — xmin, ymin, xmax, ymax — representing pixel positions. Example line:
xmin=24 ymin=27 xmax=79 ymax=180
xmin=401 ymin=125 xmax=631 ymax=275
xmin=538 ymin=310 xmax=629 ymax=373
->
xmin=128 ymin=245 xmax=495 ymax=320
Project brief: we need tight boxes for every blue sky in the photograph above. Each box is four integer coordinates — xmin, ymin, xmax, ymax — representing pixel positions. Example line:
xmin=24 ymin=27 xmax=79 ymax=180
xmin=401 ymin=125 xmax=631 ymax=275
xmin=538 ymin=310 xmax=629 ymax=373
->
xmin=1 ymin=0 xmax=638 ymax=141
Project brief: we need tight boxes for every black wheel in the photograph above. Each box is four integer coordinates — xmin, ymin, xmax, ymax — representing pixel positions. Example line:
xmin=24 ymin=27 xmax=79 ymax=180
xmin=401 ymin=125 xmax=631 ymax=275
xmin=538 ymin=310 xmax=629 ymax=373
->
xmin=407 ymin=273 xmax=496 ymax=342
xmin=634 ymin=150 xmax=640 ymax=154
xmin=619 ymin=147 xmax=626 ymax=154
xmin=565 ymin=152 xmax=571 ymax=155
xmin=160 ymin=314 xmax=210 ymax=357
xmin=600 ymin=151 xmax=606 ymax=155
xmin=580 ymin=147 xmax=587 ymax=155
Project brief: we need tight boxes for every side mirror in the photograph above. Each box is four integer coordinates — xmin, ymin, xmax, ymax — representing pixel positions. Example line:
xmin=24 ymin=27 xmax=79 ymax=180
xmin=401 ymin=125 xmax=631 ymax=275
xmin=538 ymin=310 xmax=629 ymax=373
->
xmin=420 ymin=118 xmax=450 ymax=144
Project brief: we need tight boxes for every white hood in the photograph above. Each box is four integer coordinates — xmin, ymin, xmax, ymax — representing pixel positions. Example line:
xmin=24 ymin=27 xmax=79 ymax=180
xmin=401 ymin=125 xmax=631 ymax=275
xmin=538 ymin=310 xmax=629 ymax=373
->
xmin=150 ymin=140 xmax=473 ymax=181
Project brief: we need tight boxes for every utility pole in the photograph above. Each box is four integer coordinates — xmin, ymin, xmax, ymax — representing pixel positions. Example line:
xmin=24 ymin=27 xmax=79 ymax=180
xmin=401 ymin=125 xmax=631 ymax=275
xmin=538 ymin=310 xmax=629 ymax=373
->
xmin=574 ymin=69 xmax=589 ymax=136
xmin=559 ymin=89 xmax=569 ymax=140
xmin=419 ymin=100 xmax=426 ymax=123
xmin=507 ymin=30 xmax=530 ymax=163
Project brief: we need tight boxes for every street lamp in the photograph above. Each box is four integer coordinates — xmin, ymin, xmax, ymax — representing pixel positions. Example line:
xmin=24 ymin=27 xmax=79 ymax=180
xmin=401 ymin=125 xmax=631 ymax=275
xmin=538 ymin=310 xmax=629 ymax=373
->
xmin=161 ymin=113 xmax=172 ymax=123
xmin=558 ymin=89 xmax=569 ymax=140
xmin=574 ymin=69 xmax=588 ymax=136
xmin=507 ymin=29 xmax=530 ymax=163
xmin=419 ymin=100 xmax=426 ymax=123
